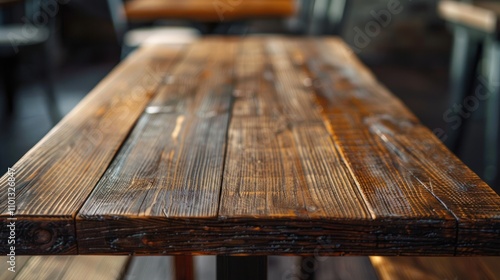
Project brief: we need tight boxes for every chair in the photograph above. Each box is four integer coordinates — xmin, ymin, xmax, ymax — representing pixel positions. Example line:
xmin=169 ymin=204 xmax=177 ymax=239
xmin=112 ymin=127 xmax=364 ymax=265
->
xmin=308 ymin=0 xmax=349 ymax=35
xmin=0 ymin=0 xmax=60 ymax=123
xmin=439 ymin=0 xmax=500 ymax=187
xmin=106 ymin=0 xmax=201 ymax=59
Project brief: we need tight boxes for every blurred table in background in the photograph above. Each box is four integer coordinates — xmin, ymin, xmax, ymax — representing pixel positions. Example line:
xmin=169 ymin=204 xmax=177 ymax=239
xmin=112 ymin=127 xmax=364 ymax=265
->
xmin=124 ymin=0 xmax=296 ymax=22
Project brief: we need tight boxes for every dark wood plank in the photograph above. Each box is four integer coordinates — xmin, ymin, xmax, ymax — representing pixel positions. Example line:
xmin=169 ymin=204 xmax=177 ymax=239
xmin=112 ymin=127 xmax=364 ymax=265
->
xmin=76 ymin=39 xmax=236 ymax=254
xmin=5 ymin=37 xmax=499 ymax=256
xmin=370 ymin=256 xmax=500 ymax=280
xmin=125 ymin=0 xmax=295 ymax=22
xmin=0 ymin=46 xmax=182 ymax=254
xmin=218 ymin=37 xmax=457 ymax=255
xmin=75 ymin=37 xmax=500 ymax=255
xmin=221 ymin=38 xmax=373 ymax=219
xmin=300 ymin=37 xmax=500 ymax=255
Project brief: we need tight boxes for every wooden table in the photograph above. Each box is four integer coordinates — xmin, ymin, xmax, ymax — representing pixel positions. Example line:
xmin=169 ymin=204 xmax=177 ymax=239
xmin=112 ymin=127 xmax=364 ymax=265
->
xmin=124 ymin=0 xmax=296 ymax=22
xmin=1 ymin=37 xmax=500 ymax=264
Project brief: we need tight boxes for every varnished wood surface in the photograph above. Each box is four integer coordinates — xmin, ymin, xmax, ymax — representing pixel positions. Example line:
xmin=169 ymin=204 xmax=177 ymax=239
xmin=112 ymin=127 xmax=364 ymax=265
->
xmin=125 ymin=0 xmax=296 ymax=22
xmin=439 ymin=0 xmax=500 ymax=33
xmin=2 ymin=37 xmax=500 ymax=256
xmin=370 ymin=256 xmax=500 ymax=280
xmin=0 ymin=45 xmax=181 ymax=254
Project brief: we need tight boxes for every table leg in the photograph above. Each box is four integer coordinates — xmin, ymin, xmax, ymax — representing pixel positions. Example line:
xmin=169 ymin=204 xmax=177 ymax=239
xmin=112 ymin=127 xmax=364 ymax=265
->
xmin=445 ymin=26 xmax=482 ymax=153
xmin=217 ymin=256 xmax=267 ymax=280
xmin=174 ymin=255 xmax=194 ymax=280
xmin=484 ymin=38 xmax=500 ymax=188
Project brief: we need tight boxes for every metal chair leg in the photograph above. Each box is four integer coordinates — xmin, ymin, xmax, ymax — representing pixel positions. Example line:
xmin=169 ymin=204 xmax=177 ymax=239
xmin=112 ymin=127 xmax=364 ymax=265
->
xmin=484 ymin=38 xmax=500 ymax=189
xmin=445 ymin=26 xmax=482 ymax=153
xmin=217 ymin=256 xmax=267 ymax=280
xmin=41 ymin=18 xmax=62 ymax=125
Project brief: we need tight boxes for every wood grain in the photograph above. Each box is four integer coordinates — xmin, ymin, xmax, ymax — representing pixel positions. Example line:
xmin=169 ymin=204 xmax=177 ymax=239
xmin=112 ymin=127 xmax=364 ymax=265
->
xmin=218 ymin=37 xmax=457 ymax=255
xmin=125 ymin=0 xmax=295 ymax=22
xmin=76 ymin=38 xmax=236 ymax=253
xmin=75 ymin=37 xmax=500 ymax=255
xmin=370 ymin=256 xmax=500 ymax=280
xmin=0 ymin=45 xmax=182 ymax=254
xmin=3 ymin=37 xmax=500 ymax=256
xmin=300 ymin=38 xmax=500 ymax=255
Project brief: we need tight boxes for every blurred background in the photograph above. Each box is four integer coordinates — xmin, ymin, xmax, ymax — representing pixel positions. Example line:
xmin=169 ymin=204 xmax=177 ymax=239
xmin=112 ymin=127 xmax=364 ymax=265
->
xmin=0 ymin=0 xmax=497 ymax=191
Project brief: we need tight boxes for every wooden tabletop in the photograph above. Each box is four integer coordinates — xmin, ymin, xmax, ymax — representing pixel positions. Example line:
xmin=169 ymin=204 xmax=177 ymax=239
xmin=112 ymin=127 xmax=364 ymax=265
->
xmin=125 ymin=0 xmax=296 ymax=22
xmin=438 ymin=0 xmax=500 ymax=33
xmin=1 ymin=36 xmax=500 ymax=256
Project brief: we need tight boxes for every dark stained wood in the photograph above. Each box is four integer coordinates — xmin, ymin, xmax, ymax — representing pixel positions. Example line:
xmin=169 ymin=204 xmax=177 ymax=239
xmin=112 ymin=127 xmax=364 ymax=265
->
xmin=125 ymin=0 xmax=296 ymax=22
xmin=218 ymin=37 xmax=457 ymax=255
xmin=370 ymin=256 xmax=500 ymax=280
xmin=76 ymin=38 xmax=236 ymax=253
xmin=0 ymin=45 xmax=182 ymax=254
xmin=3 ymin=37 xmax=500 ymax=256
xmin=300 ymin=38 xmax=500 ymax=255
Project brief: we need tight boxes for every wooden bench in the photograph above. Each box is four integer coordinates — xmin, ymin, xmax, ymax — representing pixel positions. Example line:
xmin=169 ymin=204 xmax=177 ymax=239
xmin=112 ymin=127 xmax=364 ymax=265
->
xmin=1 ymin=36 xmax=499 ymax=279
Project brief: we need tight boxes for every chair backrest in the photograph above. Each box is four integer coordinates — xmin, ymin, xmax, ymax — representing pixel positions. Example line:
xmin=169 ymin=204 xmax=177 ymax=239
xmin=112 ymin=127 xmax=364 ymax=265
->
xmin=308 ymin=0 xmax=349 ymax=35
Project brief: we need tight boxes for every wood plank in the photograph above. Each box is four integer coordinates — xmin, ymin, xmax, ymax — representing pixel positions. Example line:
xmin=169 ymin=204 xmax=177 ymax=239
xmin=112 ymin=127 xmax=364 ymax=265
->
xmin=5 ymin=37 xmax=499 ymax=256
xmin=370 ymin=256 xmax=500 ymax=280
xmin=221 ymin=38 xmax=372 ymax=219
xmin=125 ymin=0 xmax=296 ymax=22
xmin=76 ymin=37 xmax=499 ymax=255
xmin=217 ymin=37 xmax=457 ymax=255
xmin=12 ymin=256 xmax=129 ymax=280
xmin=0 ymin=45 xmax=182 ymax=254
xmin=76 ymin=39 xmax=236 ymax=254
xmin=300 ymin=37 xmax=500 ymax=255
